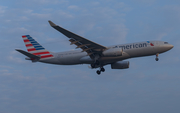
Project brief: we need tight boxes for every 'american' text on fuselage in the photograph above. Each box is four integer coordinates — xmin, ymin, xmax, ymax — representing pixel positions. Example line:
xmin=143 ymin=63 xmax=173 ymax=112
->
xmin=115 ymin=43 xmax=147 ymax=50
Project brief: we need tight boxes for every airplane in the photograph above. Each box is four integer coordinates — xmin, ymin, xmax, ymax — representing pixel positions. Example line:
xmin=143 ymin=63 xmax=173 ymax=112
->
xmin=16 ymin=21 xmax=174 ymax=75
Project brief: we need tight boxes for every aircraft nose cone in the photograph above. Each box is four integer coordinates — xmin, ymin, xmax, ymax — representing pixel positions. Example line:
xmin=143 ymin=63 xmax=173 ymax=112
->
xmin=169 ymin=44 xmax=174 ymax=49
xmin=161 ymin=43 xmax=174 ymax=52
xmin=165 ymin=44 xmax=174 ymax=51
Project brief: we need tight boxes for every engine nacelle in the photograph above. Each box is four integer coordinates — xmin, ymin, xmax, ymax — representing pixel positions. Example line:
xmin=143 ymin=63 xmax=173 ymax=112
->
xmin=103 ymin=48 xmax=122 ymax=57
xmin=111 ymin=61 xmax=129 ymax=69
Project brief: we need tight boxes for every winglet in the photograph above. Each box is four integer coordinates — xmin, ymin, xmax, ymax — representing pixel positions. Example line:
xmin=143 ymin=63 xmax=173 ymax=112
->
xmin=48 ymin=20 xmax=57 ymax=27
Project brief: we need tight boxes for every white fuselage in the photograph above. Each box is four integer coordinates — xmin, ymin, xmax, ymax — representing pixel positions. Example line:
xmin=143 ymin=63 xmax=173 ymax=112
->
xmin=40 ymin=41 xmax=173 ymax=66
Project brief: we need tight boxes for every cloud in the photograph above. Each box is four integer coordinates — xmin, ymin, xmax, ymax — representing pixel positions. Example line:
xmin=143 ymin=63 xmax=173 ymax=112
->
xmin=91 ymin=2 xmax=100 ymax=6
xmin=9 ymin=27 xmax=29 ymax=34
xmin=56 ymin=10 xmax=74 ymax=19
xmin=68 ymin=5 xmax=79 ymax=10
xmin=36 ymin=0 xmax=60 ymax=4
xmin=161 ymin=5 xmax=180 ymax=22
xmin=135 ymin=0 xmax=156 ymax=5
xmin=8 ymin=56 xmax=27 ymax=64
xmin=20 ymin=9 xmax=51 ymax=19
xmin=0 ymin=6 xmax=7 ymax=14
xmin=157 ymin=33 xmax=167 ymax=40
xmin=31 ymin=13 xmax=51 ymax=19
xmin=7 ymin=51 xmax=27 ymax=64
xmin=0 ymin=65 xmax=13 ymax=69
xmin=0 ymin=69 xmax=12 ymax=76
xmin=18 ymin=0 xmax=68 ymax=5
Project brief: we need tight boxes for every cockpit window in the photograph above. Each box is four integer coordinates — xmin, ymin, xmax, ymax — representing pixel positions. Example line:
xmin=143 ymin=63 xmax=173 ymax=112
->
xmin=164 ymin=42 xmax=168 ymax=44
xmin=113 ymin=46 xmax=118 ymax=48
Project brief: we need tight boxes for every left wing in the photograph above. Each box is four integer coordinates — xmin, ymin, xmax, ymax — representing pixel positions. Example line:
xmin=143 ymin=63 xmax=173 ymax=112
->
xmin=48 ymin=21 xmax=107 ymax=57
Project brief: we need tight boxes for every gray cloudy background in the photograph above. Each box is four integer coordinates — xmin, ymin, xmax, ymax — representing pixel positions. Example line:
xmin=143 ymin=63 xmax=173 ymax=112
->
xmin=1 ymin=0 xmax=180 ymax=113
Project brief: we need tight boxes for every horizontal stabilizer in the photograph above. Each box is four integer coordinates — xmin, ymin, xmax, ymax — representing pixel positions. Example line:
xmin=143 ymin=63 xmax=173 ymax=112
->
xmin=16 ymin=49 xmax=40 ymax=60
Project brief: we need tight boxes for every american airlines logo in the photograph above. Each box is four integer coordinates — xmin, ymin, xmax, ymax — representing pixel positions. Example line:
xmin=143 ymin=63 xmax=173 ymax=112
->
xmin=147 ymin=41 xmax=154 ymax=46
xmin=114 ymin=41 xmax=153 ymax=50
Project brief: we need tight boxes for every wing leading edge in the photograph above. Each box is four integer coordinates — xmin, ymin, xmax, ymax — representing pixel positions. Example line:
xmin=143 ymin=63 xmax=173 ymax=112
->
xmin=48 ymin=21 xmax=107 ymax=57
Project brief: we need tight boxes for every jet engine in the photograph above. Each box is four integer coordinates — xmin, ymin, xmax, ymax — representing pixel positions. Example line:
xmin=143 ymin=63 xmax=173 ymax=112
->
xmin=103 ymin=48 xmax=122 ymax=57
xmin=111 ymin=61 xmax=129 ymax=69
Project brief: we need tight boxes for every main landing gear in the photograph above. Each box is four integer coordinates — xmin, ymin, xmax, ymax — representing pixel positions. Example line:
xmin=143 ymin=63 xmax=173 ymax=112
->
xmin=91 ymin=60 xmax=100 ymax=68
xmin=90 ymin=54 xmax=105 ymax=75
xmin=96 ymin=67 xmax=105 ymax=75
xmin=155 ymin=53 xmax=159 ymax=61
xmin=90 ymin=60 xmax=104 ymax=75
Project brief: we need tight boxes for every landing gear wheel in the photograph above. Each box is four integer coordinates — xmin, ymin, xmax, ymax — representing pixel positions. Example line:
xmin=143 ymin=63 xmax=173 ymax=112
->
xmin=155 ymin=53 xmax=159 ymax=61
xmin=96 ymin=70 xmax=101 ymax=75
xmin=91 ymin=64 xmax=95 ymax=68
xmin=155 ymin=58 xmax=159 ymax=61
xmin=101 ymin=67 xmax=105 ymax=72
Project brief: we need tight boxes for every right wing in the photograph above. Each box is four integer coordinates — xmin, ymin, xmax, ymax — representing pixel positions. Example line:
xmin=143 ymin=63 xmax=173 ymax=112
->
xmin=48 ymin=21 xmax=107 ymax=57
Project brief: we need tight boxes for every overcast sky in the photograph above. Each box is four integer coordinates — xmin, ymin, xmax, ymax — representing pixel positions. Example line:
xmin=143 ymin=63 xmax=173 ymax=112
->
xmin=1 ymin=0 xmax=180 ymax=113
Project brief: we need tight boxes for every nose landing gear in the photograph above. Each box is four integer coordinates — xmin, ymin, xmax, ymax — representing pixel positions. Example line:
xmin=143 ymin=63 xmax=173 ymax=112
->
xmin=96 ymin=67 xmax=105 ymax=75
xmin=155 ymin=53 xmax=159 ymax=61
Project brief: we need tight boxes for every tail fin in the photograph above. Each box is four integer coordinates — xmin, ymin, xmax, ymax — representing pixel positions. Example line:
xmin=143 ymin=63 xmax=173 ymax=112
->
xmin=22 ymin=35 xmax=54 ymax=59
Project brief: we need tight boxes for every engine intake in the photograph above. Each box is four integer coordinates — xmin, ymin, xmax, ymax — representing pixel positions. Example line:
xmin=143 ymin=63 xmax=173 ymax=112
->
xmin=103 ymin=48 xmax=122 ymax=57
xmin=111 ymin=61 xmax=129 ymax=69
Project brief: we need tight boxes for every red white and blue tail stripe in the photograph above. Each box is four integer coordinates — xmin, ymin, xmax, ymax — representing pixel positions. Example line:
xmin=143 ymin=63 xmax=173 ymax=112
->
xmin=22 ymin=35 xmax=54 ymax=59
